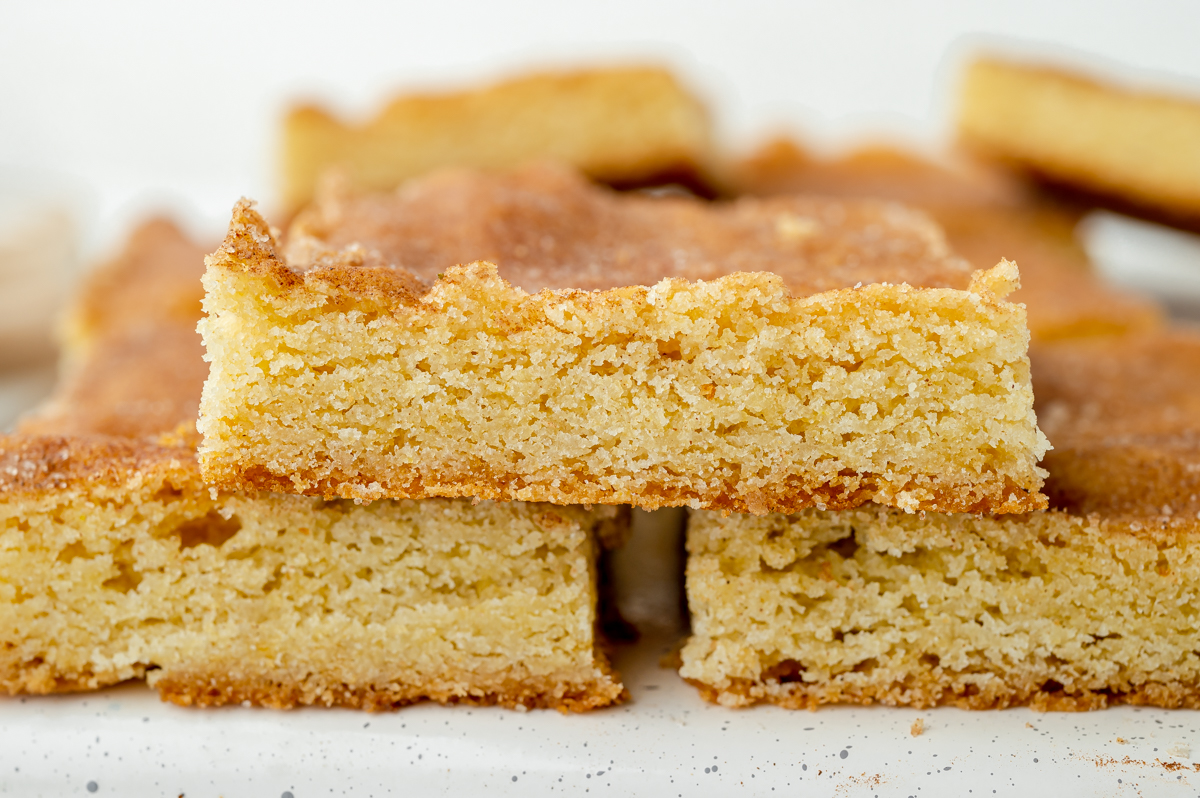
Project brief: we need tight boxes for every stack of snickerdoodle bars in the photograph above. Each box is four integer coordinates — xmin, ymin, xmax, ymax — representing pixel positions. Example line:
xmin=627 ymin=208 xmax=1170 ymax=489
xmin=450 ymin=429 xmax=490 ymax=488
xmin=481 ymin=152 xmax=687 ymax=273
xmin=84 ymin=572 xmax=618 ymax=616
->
xmin=195 ymin=159 xmax=1061 ymax=710
xmin=0 ymin=219 xmax=626 ymax=710
xmin=1 ymin=65 xmax=725 ymax=712
xmin=13 ymin=59 xmax=1193 ymax=716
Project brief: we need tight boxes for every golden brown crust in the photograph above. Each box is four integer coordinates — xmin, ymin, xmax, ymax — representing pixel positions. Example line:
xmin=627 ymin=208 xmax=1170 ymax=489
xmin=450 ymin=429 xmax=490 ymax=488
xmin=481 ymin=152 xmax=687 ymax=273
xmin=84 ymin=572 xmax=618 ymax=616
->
xmin=1040 ymin=437 xmax=1200 ymax=524
xmin=730 ymin=139 xmax=1164 ymax=342
xmin=0 ymin=641 xmax=625 ymax=713
xmin=210 ymin=198 xmax=430 ymax=305
xmin=688 ymin=673 xmax=1200 ymax=712
xmin=935 ymin=205 xmax=1163 ymax=341
xmin=204 ymin=201 xmax=300 ymax=288
xmin=1034 ymin=332 xmax=1200 ymax=441
xmin=734 ymin=139 xmax=1031 ymax=210
xmin=0 ymin=433 xmax=201 ymax=499
xmin=19 ymin=324 xmax=208 ymax=440
xmin=21 ymin=218 xmax=214 ymax=439
xmin=215 ymin=462 xmax=1045 ymax=516
xmin=1033 ymin=331 xmax=1200 ymax=520
xmin=3 ymin=219 xmax=209 ymax=493
xmin=279 ymin=162 xmax=976 ymax=296
xmin=62 ymin=218 xmax=212 ymax=354
xmin=0 ymin=654 xmax=625 ymax=713
xmin=153 ymin=656 xmax=626 ymax=713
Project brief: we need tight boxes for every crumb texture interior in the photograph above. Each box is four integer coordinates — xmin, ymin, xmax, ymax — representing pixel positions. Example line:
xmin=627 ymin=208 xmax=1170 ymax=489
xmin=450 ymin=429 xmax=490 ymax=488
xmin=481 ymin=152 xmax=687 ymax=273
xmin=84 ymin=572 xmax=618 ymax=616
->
xmin=682 ymin=508 xmax=1200 ymax=710
xmin=198 ymin=204 xmax=1047 ymax=514
xmin=0 ymin=454 xmax=621 ymax=711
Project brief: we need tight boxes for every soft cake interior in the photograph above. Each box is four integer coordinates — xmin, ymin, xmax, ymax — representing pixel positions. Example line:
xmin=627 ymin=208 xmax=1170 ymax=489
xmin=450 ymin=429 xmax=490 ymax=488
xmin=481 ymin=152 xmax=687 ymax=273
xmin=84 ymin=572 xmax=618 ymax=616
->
xmin=0 ymin=438 xmax=623 ymax=711
xmin=681 ymin=507 xmax=1200 ymax=710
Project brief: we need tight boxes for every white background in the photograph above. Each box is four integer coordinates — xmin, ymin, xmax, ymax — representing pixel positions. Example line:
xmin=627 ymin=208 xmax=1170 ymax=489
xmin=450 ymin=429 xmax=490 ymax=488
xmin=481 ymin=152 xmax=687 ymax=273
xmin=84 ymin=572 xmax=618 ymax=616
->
xmin=3 ymin=0 xmax=1200 ymax=247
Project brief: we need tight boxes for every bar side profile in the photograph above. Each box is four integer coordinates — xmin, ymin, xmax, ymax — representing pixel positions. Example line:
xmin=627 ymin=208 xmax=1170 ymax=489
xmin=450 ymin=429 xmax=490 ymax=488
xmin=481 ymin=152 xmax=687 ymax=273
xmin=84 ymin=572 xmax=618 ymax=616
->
xmin=197 ymin=196 xmax=1048 ymax=515
xmin=0 ymin=436 xmax=623 ymax=711
xmin=681 ymin=506 xmax=1200 ymax=710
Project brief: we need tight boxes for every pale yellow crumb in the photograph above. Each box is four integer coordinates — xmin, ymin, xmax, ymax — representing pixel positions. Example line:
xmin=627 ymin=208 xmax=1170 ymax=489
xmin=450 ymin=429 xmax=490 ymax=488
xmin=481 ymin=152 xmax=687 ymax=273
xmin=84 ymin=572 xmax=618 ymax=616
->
xmin=0 ymin=437 xmax=624 ymax=711
xmin=681 ymin=504 xmax=1200 ymax=711
xmin=0 ymin=218 xmax=624 ymax=713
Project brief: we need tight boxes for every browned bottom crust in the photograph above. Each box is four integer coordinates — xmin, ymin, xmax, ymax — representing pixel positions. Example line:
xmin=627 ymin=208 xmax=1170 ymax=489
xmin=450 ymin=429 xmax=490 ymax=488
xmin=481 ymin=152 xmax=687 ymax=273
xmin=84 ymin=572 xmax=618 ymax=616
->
xmin=156 ymin=670 xmax=626 ymax=713
xmin=221 ymin=463 xmax=1047 ymax=516
xmin=688 ymin=669 xmax=1200 ymax=712
xmin=2 ymin=651 xmax=626 ymax=714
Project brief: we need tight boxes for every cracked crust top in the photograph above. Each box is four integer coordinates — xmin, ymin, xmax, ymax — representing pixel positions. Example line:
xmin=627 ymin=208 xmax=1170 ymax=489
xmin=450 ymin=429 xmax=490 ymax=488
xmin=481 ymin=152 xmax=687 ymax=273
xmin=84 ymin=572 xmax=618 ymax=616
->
xmin=729 ymin=139 xmax=1165 ymax=342
xmin=222 ymin=163 xmax=981 ymax=299
xmin=201 ymin=191 xmax=1042 ymax=514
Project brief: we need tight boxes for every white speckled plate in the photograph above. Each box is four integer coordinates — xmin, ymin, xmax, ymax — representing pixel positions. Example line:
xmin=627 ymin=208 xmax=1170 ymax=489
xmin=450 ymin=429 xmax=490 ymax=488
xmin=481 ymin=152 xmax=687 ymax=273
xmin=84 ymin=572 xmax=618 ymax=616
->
xmin=4 ymin=511 xmax=1200 ymax=798
xmin=3 ymin=634 xmax=1200 ymax=797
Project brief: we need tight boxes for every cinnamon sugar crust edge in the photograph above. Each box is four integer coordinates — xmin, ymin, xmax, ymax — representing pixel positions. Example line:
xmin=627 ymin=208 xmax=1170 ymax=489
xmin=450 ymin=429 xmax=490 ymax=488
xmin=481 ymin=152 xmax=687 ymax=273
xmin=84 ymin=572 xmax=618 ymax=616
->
xmin=4 ymin=655 xmax=626 ymax=714
xmin=0 ymin=432 xmax=202 ymax=499
xmin=154 ymin=656 xmax=626 ymax=713
xmin=686 ymin=673 xmax=1200 ymax=713
xmin=212 ymin=462 xmax=1046 ymax=516
xmin=208 ymin=199 xmax=429 ymax=304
